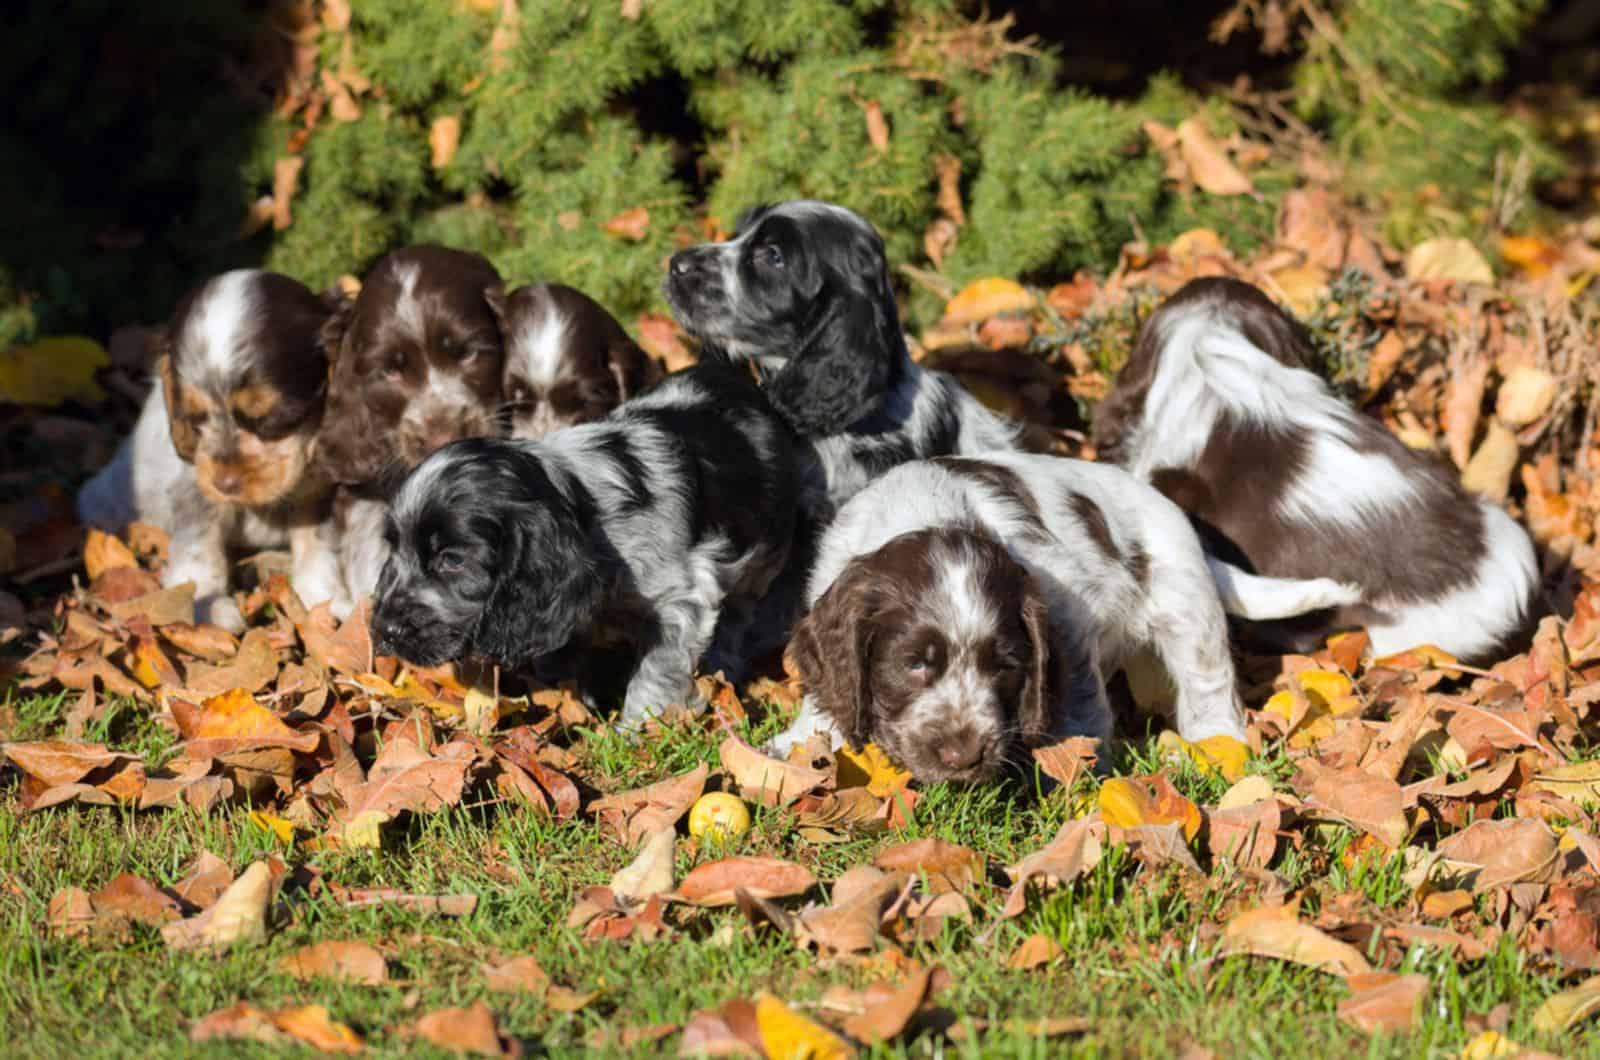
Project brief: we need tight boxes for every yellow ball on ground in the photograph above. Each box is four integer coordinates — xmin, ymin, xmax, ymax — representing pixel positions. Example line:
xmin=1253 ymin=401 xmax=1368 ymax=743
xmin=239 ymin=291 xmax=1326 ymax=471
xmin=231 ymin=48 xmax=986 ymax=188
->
xmin=688 ymin=792 xmax=751 ymax=842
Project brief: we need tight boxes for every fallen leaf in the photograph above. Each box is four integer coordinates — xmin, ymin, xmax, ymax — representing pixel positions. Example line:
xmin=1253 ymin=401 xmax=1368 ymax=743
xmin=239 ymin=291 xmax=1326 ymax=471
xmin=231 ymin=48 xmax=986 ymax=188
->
xmin=160 ymin=860 xmax=275 ymax=951
xmin=754 ymin=993 xmax=855 ymax=1060
xmin=1097 ymin=774 xmax=1201 ymax=841
xmin=1292 ymin=759 xmax=1408 ymax=848
xmin=1008 ymin=932 xmax=1064 ymax=969
xmin=279 ymin=940 xmax=387 ymax=985
xmin=942 ymin=278 xmax=1031 ymax=325
xmin=1532 ymin=973 xmax=1600 ymax=1033
xmin=720 ymin=733 xmax=828 ymax=805
xmin=171 ymin=850 xmax=233 ymax=909
xmin=591 ymin=762 xmax=707 ymax=845
xmin=842 ymin=965 xmax=936 ymax=1044
xmin=295 ymin=600 xmax=371 ymax=677
xmin=1497 ymin=365 xmax=1558 ymax=428
xmin=83 ymin=530 xmax=137 ymax=580
xmin=1176 ymin=116 xmax=1254 ymax=196
xmin=667 ymin=857 xmax=816 ymax=907
xmin=271 ymin=156 xmax=303 ymax=231
xmin=0 ymin=335 xmax=108 ymax=405
xmin=1405 ymin=237 xmax=1494 ymax=285
xmin=1029 ymin=736 xmax=1097 ymax=789
xmin=609 ymin=827 xmax=676 ymax=903
xmin=173 ymin=688 xmax=318 ymax=757
xmin=105 ymin=582 xmax=195 ymax=626
xmin=1002 ymin=816 xmax=1105 ymax=917
xmin=409 ymin=1001 xmax=511 ymax=1057
xmin=1205 ymin=797 xmax=1281 ymax=869
xmin=430 ymin=115 xmax=462 ymax=169
xmin=679 ymin=999 xmax=764 ymax=1058
xmin=1460 ymin=1030 xmax=1521 ymax=1059
xmin=1530 ymin=760 xmax=1600 ymax=806
xmin=1220 ymin=904 xmax=1372 ymax=976
xmin=873 ymin=838 xmax=982 ymax=894
xmin=834 ymin=743 xmax=912 ymax=797
xmin=271 ymin=1005 xmax=364 ymax=1054
xmin=331 ymin=737 xmax=474 ymax=846
xmin=788 ymin=867 xmax=902 ymax=955
xmin=190 ymin=1002 xmax=289 ymax=1047
xmin=46 ymin=887 xmax=96 ymax=939
xmin=1 ymin=740 xmax=137 ymax=787
xmin=860 ymin=99 xmax=889 ymax=151
xmin=1338 ymin=972 xmax=1428 ymax=1034
xmin=181 ymin=629 xmax=279 ymax=697
xmin=483 ymin=954 xmax=551 ymax=995
xmin=1434 ymin=817 xmax=1560 ymax=892
xmin=601 ymin=206 xmax=650 ymax=241
xmin=91 ymin=873 xmax=183 ymax=926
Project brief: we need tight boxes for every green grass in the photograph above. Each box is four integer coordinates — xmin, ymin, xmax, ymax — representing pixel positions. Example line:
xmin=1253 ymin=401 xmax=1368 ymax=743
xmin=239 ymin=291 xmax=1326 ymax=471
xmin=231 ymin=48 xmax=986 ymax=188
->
xmin=0 ymin=690 xmax=1593 ymax=1059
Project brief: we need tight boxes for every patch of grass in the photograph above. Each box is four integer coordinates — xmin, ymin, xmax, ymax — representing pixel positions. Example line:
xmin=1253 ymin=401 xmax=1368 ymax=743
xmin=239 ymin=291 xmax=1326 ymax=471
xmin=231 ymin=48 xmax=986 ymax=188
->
xmin=2 ymin=691 xmax=1596 ymax=1059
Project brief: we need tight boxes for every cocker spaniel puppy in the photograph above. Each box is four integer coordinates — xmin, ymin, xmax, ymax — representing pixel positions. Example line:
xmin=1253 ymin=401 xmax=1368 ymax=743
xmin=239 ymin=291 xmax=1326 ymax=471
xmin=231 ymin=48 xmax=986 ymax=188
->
xmin=76 ymin=270 xmax=346 ymax=631
xmin=1093 ymin=277 xmax=1540 ymax=662
xmin=663 ymin=200 xmax=1021 ymax=516
xmin=368 ymin=361 xmax=798 ymax=726
xmin=488 ymin=283 xmax=661 ymax=440
xmin=316 ymin=245 xmax=507 ymax=601
xmin=770 ymin=454 xmax=1362 ymax=782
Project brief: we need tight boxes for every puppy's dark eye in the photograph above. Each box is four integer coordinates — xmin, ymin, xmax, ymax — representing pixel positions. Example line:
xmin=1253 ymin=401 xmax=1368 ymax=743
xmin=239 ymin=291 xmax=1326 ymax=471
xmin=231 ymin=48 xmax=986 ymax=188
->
xmin=757 ymin=244 xmax=784 ymax=269
xmin=432 ymin=548 xmax=467 ymax=574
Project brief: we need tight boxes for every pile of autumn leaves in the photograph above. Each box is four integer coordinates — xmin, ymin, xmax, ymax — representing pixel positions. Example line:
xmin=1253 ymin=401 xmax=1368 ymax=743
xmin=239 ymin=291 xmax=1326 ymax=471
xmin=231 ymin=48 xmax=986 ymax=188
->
xmin=9 ymin=510 xmax=1600 ymax=1054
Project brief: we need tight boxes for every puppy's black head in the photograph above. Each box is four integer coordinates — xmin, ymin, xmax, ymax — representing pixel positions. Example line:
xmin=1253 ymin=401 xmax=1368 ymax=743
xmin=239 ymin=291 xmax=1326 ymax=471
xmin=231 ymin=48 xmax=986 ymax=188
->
xmin=369 ymin=438 xmax=606 ymax=669
xmin=663 ymin=200 xmax=904 ymax=437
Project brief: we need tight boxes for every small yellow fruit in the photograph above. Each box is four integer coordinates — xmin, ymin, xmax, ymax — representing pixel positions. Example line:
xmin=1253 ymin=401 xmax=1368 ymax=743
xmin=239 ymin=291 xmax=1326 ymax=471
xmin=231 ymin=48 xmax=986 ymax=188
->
xmin=688 ymin=792 xmax=751 ymax=842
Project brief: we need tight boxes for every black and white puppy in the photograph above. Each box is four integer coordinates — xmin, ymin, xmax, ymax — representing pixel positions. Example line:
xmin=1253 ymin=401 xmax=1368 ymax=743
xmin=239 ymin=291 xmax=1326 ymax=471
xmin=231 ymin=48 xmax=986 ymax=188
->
xmin=663 ymin=200 xmax=1021 ymax=516
xmin=769 ymin=454 xmax=1304 ymax=782
xmin=76 ymin=270 xmax=346 ymax=630
xmin=369 ymin=361 xmax=798 ymax=726
xmin=1093 ymin=277 xmax=1540 ymax=662
xmin=488 ymin=283 xmax=661 ymax=440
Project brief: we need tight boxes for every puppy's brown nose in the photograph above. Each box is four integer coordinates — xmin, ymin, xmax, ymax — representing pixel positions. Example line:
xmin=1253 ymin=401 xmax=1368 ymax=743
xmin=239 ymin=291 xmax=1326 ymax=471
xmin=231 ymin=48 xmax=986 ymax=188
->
xmin=938 ymin=740 xmax=981 ymax=770
xmin=211 ymin=468 xmax=243 ymax=496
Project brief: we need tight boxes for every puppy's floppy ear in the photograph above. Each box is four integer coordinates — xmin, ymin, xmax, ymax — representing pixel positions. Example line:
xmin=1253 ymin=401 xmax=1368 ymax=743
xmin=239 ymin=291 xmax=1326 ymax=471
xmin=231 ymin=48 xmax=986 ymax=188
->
xmin=483 ymin=283 xmax=509 ymax=334
xmin=317 ymin=286 xmax=355 ymax=372
xmin=609 ymin=336 xmax=661 ymax=402
xmin=1017 ymin=579 xmax=1062 ymax=744
xmin=790 ymin=559 xmax=878 ymax=747
xmin=472 ymin=503 xmax=606 ymax=666
xmin=766 ymin=229 xmax=901 ymax=436
xmin=157 ymin=353 xmax=199 ymax=461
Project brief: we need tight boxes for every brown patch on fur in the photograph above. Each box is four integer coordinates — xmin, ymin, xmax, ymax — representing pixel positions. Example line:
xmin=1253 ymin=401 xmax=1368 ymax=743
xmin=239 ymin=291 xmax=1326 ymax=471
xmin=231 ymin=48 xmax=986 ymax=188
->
xmin=193 ymin=432 xmax=313 ymax=507
xmin=160 ymin=355 xmax=204 ymax=460
xmin=230 ymin=383 xmax=279 ymax=421
xmin=931 ymin=457 xmax=1050 ymax=542
xmin=1066 ymin=491 xmax=1119 ymax=566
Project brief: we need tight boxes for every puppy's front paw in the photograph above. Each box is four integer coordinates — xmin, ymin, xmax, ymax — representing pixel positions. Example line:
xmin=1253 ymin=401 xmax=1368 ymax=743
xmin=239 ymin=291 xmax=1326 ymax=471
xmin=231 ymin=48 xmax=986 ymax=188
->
xmin=198 ymin=594 xmax=246 ymax=634
xmin=292 ymin=564 xmax=349 ymax=616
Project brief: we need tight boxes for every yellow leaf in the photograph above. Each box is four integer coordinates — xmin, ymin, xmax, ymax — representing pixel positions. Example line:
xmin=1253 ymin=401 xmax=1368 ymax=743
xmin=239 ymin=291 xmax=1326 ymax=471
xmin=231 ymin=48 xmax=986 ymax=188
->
xmin=84 ymin=529 xmax=138 ymax=581
xmin=1217 ymin=775 xmax=1276 ymax=811
xmin=1459 ymin=1030 xmax=1521 ymax=1059
xmin=942 ymin=277 xmax=1032 ymax=325
xmin=429 ymin=115 xmax=461 ymax=169
xmin=1267 ymin=264 xmax=1329 ymax=316
xmin=1461 ymin=420 xmax=1519 ymax=502
xmin=754 ymin=993 xmax=857 ymax=1060
xmin=1157 ymin=730 xmax=1250 ymax=782
xmin=1530 ymin=760 xmax=1600 ymax=806
xmin=339 ymin=809 xmax=388 ymax=849
xmin=462 ymin=686 xmax=498 ymax=733
xmin=835 ymin=743 xmax=912 ymax=798
xmin=1296 ymin=670 xmax=1360 ymax=714
xmin=1498 ymin=234 xmax=1559 ymax=278
xmin=1098 ymin=776 xmax=1201 ymax=841
xmin=1167 ymin=228 xmax=1227 ymax=262
xmin=248 ymin=811 xmax=296 ymax=844
xmin=1405 ymin=237 xmax=1494 ymax=285
xmin=0 ymin=336 xmax=108 ymax=405
xmin=394 ymin=672 xmax=463 ymax=720
xmin=1532 ymin=973 xmax=1600 ymax=1033
xmin=1496 ymin=365 xmax=1558 ymax=428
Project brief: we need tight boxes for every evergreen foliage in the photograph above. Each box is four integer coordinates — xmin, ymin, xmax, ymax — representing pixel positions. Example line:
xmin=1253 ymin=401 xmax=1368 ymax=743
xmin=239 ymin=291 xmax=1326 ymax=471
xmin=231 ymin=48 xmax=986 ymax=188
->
xmin=0 ymin=0 xmax=1565 ymax=347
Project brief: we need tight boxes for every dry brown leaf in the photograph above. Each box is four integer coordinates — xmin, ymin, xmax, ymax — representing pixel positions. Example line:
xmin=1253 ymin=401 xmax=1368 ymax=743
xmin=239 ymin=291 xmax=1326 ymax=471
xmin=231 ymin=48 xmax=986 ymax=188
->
xmin=271 ymin=156 xmax=304 ymax=231
xmin=279 ymin=940 xmax=387 ymax=985
xmin=1278 ymin=188 xmax=1346 ymax=271
xmin=1002 ymin=816 xmax=1104 ymax=917
xmin=170 ymin=850 xmax=233 ymax=909
xmin=719 ymin=733 xmax=828 ymax=806
xmin=1030 ymin=736 xmax=1097 ymax=789
xmin=1338 ymin=972 xmax=1428 ymax=1034
xmin=841 ymin=965 xmax=936 ymax=1044
xmin=1434 ymin=817 xmax=1560 ymax=892
xmin=409 ymin=1001 xmax=513 ymax=1057
xmin=1292 ymin=759 xmax=1408 ymax=848
xmin=1532 ymin=973 xmax=1600 ymax=1033
xmin=1206 ymin=797 xmax=1281 ymax=869
xmin=1497 ymin=365 xmax=1558 ymax=428
xmin=1176 ymin=116 xmax=1254 ymax=196
xmin=160 ymin=622 xmax=238 ymax=663
xmin=270 ymin=1005 xmax=365 ymax=1054
xmin=190 ymin=1002 xmax=290 ymax=1047
xmin=608 ymin=827 xmax=676 ymax=903
xmin=591 ymin=762 xmax=707 ymax=845
xmin=182 ymin=628 xmax=279 ymax=697
xmin=790 ymin=868 xmax=902 ymax=955
xmin=430 ymin=115 xmax=462 ymax=169
xmin=1008 ymin=932 xmax=1064 ymax=970
xmin=935 ymin=153 xmax=964 ymax=225
xmin=1 ymin=740 xmax=137 ymax=787
xmin=106 ymin=582 xmax=195 ymax=627
xmin=942 ymin=278 xmax=1031 ymax=325
xmin=861 ymin=99 xmax=889 ymax=152
xmin=873 ymin=838 xmax=983 ymax=894
xmin=161 ymin=860 xmax=275 ymax=951
xmin=172 ymin=688 xmax=318 ymax=756
xmin=601 ymin=207 xmax=650 ymax=242
xmin=1405 ymin=237 xmax=1493 ymax=285
xmin=635 ymin=313 xmax=693 ymax=372
xmin=679 ymin=999 xmax=764 ymax=1058
xmin=296 ymin=600 xmax=372 ymax=677
xmin=332 ymin=737 xmax=475 ymax=846
xmin=483 ymin=954 xmax=551 ymax=995
xmin=83 ymin=529 xmax=137 ymax=581
xmin=91 ymin=873 xmax=183 ymax=927
xmin=1220 ymin=904 xmax=1372 ymax=976
xmin=667 ymin=856 xmax=816 ymax=907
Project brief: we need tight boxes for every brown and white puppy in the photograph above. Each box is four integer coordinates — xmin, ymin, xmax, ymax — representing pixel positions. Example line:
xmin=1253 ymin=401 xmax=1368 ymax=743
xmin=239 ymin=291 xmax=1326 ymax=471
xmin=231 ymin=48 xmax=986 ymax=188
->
xmin=489 ymin=283 xmax=660 ymax=440
xmin=768 ymin=454 xmax=1358 ymax=783
xmin=316 ymin=245 xmax=507 ymax=600
xmin=76 ymin=269 xmax=346 ymax=631
xmin=1093 ymin=277 xmax=1540 ymax=662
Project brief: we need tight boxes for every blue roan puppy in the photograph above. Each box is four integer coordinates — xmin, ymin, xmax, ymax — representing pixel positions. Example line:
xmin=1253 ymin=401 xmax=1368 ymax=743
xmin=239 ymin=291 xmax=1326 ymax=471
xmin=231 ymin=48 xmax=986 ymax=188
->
xmin=368 ymin=359 xmax=799 ymax=726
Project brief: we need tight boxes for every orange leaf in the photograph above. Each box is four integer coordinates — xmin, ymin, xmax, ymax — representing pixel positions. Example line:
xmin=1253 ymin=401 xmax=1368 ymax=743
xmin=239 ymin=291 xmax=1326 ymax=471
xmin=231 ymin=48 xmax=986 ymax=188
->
xmin=601 ymin=206 xmax=650 ymax=241
xmin=667 ymin=856 xmax=816 ymax=907
xmin=942 ymin=278 xmax=1031 ymax=325
xmin=83 ymin=529 xmax=137 ymax=581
